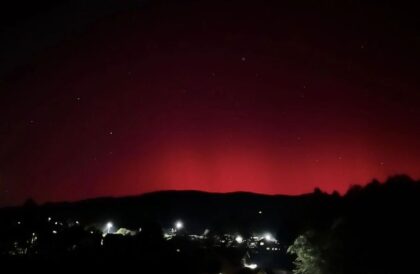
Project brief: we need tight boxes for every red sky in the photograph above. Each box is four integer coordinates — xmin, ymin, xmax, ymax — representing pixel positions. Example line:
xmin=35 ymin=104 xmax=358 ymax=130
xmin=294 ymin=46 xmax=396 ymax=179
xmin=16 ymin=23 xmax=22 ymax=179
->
xmin=1 ymin=0 xmax=419 ymax=205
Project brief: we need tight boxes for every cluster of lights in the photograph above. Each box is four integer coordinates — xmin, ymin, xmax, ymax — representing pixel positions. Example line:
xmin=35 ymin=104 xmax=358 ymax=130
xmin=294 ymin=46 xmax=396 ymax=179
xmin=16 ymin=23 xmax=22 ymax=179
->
xmin=9 ymin=214 xmax=283 ymax=273
xmin=47 ymin=217 xmax=278 ymax=254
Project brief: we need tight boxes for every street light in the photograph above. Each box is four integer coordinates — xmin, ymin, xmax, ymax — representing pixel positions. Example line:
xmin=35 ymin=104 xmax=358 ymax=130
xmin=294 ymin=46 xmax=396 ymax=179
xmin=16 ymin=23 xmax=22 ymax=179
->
xmin=235 ymin=235 xmax=243 ymax=244
xmin=106 ymin=222 xmax=113 ymax=234
xmin=175 ymin=220 xmax=183 ymax=230
xmin=264 ymin=233 xmax=273 ymax=241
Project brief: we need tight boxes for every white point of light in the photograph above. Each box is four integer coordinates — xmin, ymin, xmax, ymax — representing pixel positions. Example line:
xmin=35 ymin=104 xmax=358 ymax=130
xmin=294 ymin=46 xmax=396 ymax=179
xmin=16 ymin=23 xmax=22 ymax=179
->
xmin=235 ymin=235 xmax=243 ymax=244
xmin=175 ymin=221 xmax=183 ymax=230
xmin=244 ymin=263 xmax=258 ymax=270
xmin=52 ymin=230 xmax=57 ymax=234
xmin=264 ymin=233 xmax=273 ymax=241
xmin=106 ymin=222 xmax=113 ymax=234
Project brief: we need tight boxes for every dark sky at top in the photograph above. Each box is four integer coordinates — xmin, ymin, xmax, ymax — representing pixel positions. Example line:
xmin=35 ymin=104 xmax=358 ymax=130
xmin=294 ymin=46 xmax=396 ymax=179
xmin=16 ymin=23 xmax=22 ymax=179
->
xmin=0 ymin=0 xmax=419 ymax=206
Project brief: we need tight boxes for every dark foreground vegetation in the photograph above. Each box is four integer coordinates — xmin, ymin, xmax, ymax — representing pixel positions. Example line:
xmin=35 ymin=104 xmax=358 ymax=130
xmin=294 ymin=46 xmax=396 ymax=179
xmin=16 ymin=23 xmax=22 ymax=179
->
xmin=0 ymin=175 xmax=419 ymax=273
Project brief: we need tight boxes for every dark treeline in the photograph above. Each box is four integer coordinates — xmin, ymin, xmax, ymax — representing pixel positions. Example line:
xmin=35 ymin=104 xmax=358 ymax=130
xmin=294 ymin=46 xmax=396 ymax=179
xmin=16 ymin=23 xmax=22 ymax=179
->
xmin=288 ymin=175 xmax=420 ymax=274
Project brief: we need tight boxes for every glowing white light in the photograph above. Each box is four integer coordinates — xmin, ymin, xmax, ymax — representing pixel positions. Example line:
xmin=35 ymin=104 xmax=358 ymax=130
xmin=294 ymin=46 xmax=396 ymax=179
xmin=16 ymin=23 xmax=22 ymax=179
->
xmin=48 ymin=217 xmax=51 ymax=222
xmin=266 ymin=247 xmax=270 ymax=251
xmin=260 ymin=242 xmax=264 ymax=246
xmin=176 ymin=248 xmax=181 ymax=253
xmin=264 ymin=233 xmax=273 ymax=241
xmin=235 ymin=235 xmax=243 ymax=244
xmin=175 ymin=221 xmax=183 ymax=230
xmin=106 ymin=222 xmax=113 ymax=234
xmin=244 ymin=263 xmax=258 ymax=269
xmin=52 ymin=230 xmax=57 ymax=234
xmin=258 ymin=210 xmax=263 ymax=214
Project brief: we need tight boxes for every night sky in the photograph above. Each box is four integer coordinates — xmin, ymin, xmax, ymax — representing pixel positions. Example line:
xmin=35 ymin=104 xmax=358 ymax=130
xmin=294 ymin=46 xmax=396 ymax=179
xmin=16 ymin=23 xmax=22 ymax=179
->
xmin=1 ymin=0 xmax=419 ymax=205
